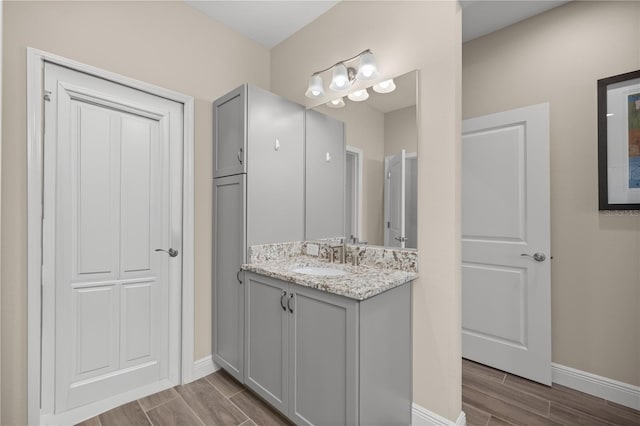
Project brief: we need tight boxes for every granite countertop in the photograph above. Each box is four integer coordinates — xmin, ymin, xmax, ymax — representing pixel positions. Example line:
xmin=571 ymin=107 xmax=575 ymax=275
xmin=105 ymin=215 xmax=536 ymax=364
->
xmin=242 ymin=255 xmax=417 ymax=301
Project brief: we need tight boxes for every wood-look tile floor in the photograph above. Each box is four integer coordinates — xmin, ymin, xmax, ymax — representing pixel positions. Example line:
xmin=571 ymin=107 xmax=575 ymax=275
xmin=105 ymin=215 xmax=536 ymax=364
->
xmin=463 ymin=358 xmax=640 ymax=426
xmin=77 ymin=370 xmax=292 ymax=426
xmin=77 ymin=361 xmax=640 ymax=426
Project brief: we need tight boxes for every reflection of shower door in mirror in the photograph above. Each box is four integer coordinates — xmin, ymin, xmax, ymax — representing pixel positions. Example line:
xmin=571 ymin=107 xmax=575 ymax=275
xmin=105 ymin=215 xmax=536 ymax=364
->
xmin=385 ymin=150 xmax=406 ymax=247
xmin=384 ymin=151 xmax=418 ymax=249
xmin=346 ymin=146 xmax=363 ymax=243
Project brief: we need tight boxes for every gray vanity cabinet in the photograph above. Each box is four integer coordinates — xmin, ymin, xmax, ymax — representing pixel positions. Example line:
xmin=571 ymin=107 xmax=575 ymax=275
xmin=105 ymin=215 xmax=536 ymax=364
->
xmin=212 ymin=174 xmax=246 ymax=382
xmin=288 ymin=283 xmax=358 ymax=426
xmin=305 ymin=109 xmax=346 ymax=240
xmin=244 ymin=275 xmax=290 ymax=414
xmin=244 ymin=272 xmax=412 ymax=426
xmin=244 ymin=272 xmax=357 ymax=425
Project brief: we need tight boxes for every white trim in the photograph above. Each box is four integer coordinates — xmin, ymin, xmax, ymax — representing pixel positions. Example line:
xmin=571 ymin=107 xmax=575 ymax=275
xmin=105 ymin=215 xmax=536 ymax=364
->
xmin=40 ymin=379 xmax=174 ymax=426
xmin=193 ymin=356 xmax=220 ymax=381
xmin=552 ymin=363 xmax=640 ymax=411
xmin=411 ymin=403 xmax=466 ymax=426
xmin=346 ymin=145 xmax=363 ymax=242
xmin=26 ymin=48 xmax=195 ymax=425
xmin=0 ymin=1 xmax=3 ymax=422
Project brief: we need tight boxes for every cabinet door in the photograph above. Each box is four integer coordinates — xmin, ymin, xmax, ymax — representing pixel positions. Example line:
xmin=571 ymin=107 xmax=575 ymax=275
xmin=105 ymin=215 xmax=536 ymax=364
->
xmin=244 ymin=273 xmax=289 ymax=416
xmin=288 ymin=285 xmax=358 ymax=426
xmin=305 ymin=109 xmax=345 ymax=240
xmin=213 ymin=174 xmax=246 ymax=381
xmin=214 ymin=85 xmax=246 ymax=178
xmin=247 ymin=86 xmax=304 ymax=246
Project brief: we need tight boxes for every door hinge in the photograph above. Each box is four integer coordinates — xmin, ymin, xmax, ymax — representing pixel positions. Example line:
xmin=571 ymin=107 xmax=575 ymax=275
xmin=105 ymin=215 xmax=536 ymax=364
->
xmin=387 ymin=172 xmax=391 ymax=179
xmin=43 ymin=90 xmax=52 ymax=102
xmin=387 ymin=221 xmax=391 ymax=228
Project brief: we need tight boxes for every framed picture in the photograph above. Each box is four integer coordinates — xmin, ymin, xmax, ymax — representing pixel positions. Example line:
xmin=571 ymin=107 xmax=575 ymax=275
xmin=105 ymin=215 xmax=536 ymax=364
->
xmin=598 ymin=69 xmax=640 ymax=210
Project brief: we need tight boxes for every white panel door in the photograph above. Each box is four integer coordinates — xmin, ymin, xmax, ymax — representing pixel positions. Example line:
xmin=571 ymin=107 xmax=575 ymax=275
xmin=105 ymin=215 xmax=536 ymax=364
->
xmin=384 ymin=150 xmax=406 ymax=248
xmin=462 ymin=103 xmax=551 ymax=385
xmin=43 ymin=62 xmax=183 ymax=412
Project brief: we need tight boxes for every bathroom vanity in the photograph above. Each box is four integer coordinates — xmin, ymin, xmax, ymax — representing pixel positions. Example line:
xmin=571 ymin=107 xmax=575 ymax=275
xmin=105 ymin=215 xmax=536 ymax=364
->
xmin=212 ymin=83 xmax=417 ymax=425
xmin=241 ymin=243 xmax=416 ymax=425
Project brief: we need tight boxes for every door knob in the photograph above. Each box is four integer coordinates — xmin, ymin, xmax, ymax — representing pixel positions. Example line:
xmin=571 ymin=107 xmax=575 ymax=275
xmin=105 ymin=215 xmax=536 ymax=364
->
xmin=520 ymin=252 xmax=546 ymax=262
xmin=155 ymin=248 xmax=178 ymax=257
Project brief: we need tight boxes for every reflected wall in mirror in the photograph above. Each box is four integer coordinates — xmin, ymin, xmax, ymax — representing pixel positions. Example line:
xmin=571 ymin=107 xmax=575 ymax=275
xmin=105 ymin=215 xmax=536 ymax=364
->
xmin=313 ymin=71 xmax=418 ymax=249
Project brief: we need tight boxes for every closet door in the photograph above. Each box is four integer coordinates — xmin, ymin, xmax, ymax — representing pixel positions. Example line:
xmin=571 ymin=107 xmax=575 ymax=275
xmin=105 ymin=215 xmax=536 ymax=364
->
xmin=213 ymin=174 xmax=246 ymax=381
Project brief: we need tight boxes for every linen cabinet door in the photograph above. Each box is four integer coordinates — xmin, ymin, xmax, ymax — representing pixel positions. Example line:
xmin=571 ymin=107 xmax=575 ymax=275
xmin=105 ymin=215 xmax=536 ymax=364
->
xmin=246 ymin=86 xmax=304 ymax=246
xmin=288 ymin=286 xmax=358 ymax=426
xmin=214 ymin=85 xmax=246 ymax=178
xmin=212 ymin=174 xmax=246 ymax=381
xmin=244 ymin=273 xmax=290 ymax=416
xmin=305 ymin=109 xmax=345 ymax=240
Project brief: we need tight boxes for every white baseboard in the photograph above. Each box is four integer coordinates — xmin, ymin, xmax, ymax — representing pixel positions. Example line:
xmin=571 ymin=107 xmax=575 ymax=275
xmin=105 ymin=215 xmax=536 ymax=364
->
xmin=192 ymin=355 xmax=219 ymax=381
xmin=412 ymin=403 xmax=466 ymax=426
xmin=552 ymin=363 xmax=640 ymax=411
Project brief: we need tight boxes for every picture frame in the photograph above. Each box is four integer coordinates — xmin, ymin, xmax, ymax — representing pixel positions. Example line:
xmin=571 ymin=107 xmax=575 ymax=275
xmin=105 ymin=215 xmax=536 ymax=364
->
xmin=598 ymin=69 xmax=640 ymax=210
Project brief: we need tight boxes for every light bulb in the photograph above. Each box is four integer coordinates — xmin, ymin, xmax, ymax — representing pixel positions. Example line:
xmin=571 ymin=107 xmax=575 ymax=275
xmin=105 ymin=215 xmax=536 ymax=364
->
xmin=326 ymin=97 xmax=346 ymax=108
xmin=348 ymin=88 xmax=369 ymax=102
xmin=357 ymin=51 xmax=377 ymax=80
xmin=305 ymin=74 xmax=325 ymax=98
xmin=373 ymin=78 xmax=396 ymax=94
xmin=330 ymin=63 xmax=352 ymax=91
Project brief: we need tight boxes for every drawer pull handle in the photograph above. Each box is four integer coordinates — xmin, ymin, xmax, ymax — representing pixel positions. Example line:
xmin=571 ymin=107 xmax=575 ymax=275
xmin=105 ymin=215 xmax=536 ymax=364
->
xmin=287 ymin=293 xmax=294 ymax=313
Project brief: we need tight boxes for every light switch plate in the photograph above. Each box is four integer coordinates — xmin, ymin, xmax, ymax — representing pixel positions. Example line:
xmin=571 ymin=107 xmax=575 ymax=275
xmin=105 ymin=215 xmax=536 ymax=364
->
xmin=306 ymin=243 xmax=319 ymax=256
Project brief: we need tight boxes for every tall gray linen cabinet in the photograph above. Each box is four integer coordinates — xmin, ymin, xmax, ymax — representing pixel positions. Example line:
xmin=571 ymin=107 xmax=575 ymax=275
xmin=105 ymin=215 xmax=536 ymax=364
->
xmin=212 ymin=85 xmax=305 ymax=382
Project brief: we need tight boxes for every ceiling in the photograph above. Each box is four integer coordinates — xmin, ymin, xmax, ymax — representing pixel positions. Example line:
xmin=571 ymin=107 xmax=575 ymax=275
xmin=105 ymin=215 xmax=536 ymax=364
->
xmin=184 ymin=0 xmax=571 ymax=49
xmin=185 ymin=0 xmax=339 ymax=48
xmin=460 ymin=0 xmax=570 ymax=42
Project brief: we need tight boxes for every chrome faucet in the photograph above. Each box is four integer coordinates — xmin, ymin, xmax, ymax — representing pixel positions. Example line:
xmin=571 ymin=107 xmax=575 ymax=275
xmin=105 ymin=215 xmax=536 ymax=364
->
xmin=329 ymin=242 xmax=345 ymax=264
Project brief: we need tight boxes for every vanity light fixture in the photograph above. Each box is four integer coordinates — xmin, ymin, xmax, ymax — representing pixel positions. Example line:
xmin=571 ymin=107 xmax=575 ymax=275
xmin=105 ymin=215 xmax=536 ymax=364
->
xmin=305 ymin=49 xmax=378 ymax=99
xmin=326 ymin=97 xmax=346 ymax=108
xmin=348 ymin=88 xmax=369 ymax=102
xmin=373 ymin=78 xmax=396 ymax=94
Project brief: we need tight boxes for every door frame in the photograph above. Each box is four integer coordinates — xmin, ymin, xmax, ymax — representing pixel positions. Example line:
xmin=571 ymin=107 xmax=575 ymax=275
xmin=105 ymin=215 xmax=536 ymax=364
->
xmin=26 ymin=48 xmax=195 ymax=425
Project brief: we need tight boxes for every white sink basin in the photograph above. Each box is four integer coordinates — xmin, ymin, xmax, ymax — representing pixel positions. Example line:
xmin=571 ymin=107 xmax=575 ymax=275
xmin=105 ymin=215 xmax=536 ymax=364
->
xmin=291 ymin=266 xmax=348 ymax=277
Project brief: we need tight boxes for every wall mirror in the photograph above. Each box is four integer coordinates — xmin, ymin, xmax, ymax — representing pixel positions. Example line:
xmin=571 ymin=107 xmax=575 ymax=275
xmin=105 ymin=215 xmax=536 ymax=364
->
xmin=312 ymin=70 xmax=418 ymax=249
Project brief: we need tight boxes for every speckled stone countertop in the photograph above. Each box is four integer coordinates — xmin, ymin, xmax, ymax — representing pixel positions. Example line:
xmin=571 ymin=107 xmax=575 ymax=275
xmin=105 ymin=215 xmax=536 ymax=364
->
xmin=242 ymin=255 xmax=417 ymax=301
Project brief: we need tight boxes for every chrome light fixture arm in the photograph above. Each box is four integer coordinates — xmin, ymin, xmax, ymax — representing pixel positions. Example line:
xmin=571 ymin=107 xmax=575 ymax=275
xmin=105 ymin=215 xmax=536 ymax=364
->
xmin=310 ymin=49 xmax=372 ymax=77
